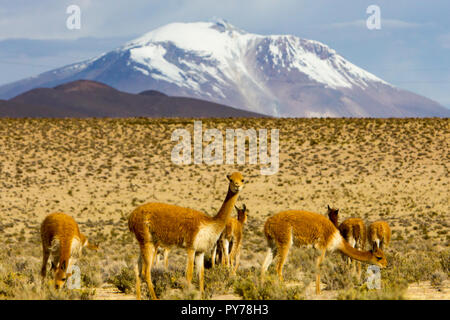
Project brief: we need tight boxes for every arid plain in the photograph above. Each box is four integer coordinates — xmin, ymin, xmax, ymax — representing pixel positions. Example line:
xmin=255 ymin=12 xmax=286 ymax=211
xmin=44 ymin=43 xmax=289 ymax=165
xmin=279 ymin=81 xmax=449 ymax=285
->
xmin=0 ymin=118 xmax=448 ymax=299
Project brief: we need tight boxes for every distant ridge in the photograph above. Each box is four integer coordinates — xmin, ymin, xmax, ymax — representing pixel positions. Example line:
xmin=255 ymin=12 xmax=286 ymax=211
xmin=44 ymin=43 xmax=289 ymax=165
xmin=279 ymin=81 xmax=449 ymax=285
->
xmin=139 ymin=90 xmax=168 ymax=97
xmin=54 ymin=80 xmax=116 ymax=93
xmin=0 ymin=80 xmax=267 ymax=118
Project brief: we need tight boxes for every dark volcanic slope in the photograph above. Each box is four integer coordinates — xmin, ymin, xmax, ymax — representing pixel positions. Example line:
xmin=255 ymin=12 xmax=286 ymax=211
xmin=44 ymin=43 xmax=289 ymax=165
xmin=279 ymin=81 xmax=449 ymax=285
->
xmin=2 ymin=80 xmax=267 ymax=118
xmin=0 ymin=99 xmax=85 ymax=117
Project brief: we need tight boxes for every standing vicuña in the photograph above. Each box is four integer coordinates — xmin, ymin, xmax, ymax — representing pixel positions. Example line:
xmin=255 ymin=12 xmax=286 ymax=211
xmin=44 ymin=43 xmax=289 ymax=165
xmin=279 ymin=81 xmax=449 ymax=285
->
xmin=327 ymin=205 xmax=366 ymax=278
xmin=261 ymin=209 xmax=387 ymax=294
xmin=211 ymin=204 xmax=248 ymax=275
xmin=40 ymin=212 xmax=98 ymax=289
xmin=128 ymin=172 xmax=244 ymax=300
xmin=368 ymin=221 xmax=391 ymax=251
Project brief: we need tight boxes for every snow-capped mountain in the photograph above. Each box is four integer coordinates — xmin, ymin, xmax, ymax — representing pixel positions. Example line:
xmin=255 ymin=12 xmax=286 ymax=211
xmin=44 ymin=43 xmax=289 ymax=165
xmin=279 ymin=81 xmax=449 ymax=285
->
xmin=1 ymin=19 xmax=449 ymax=117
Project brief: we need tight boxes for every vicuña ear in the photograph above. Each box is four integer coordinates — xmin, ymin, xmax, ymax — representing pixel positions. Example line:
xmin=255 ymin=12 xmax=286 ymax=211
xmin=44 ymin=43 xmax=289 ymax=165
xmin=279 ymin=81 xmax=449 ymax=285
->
xmin=51 ymin=262 xmax=56 ymax=271
xmin=327 ymin=205 xmax=331 ymax=210
xmin=243 ymin=204 xmax=247 ymax=212
xmin=235 ymin=205 xmax=239 ymax=211
xmin=61 ymin=261 xmax=66 ymax=270
xmin=227 ymin=174 xmax=231 ymax=181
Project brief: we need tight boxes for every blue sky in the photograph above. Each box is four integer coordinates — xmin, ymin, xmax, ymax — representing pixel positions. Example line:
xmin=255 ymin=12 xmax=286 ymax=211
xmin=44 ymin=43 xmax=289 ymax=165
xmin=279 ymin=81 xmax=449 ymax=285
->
xmin=0 ymin=0 xmax=449 ymax=108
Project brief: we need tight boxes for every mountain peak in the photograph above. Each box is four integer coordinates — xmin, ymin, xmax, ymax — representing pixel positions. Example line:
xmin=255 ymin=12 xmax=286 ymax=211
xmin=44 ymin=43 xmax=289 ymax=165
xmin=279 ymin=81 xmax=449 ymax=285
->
xmin=209 ymin=17 xmax=246 ymax=34
xmin=124 ymin=20 xmax=246 ymax=51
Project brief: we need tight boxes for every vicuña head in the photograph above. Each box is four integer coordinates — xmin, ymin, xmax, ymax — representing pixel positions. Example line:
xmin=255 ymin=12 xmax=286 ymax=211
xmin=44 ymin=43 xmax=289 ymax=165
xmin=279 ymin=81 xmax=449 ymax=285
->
xmin=261 ymin=209 xmax=387 ymax=294
xmin=52 ymin=261 xmax=70 ymax=289
xmin=228 ymin=172 xmax=244 ymax=193
xmin=327 ymin=205 xmax=339 ymax=228
xmin=40 ymin=212 xmax=98 ymax=289
xmin=236 ymin=204 xmax=248 ymax=224
xmin=128 ymin=171 xmax=244 ymax=300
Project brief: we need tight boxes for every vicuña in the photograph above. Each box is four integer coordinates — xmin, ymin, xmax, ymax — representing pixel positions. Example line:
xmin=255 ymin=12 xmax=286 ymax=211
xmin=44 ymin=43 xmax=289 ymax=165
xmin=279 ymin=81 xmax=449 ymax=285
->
xmin=212 ymin=204 xmax=249 ymax=275
xmin=327 ymin=205 xmax=366 ymax=278
xmin=261 ymin=209 xmax=387 ymax=294
xmin=368 ymin=221 xmax=391 ymax=251
xmin=40 ymin=212 xmax=98 ymax=289
xmin=128 ymin=172 xmax=244 ymax=299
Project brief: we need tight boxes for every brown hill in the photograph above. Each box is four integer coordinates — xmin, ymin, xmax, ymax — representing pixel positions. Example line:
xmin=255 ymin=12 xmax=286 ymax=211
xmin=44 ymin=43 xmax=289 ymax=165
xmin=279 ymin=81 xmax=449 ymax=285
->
xmin=1 ymin=80 xmax=267 ymax=118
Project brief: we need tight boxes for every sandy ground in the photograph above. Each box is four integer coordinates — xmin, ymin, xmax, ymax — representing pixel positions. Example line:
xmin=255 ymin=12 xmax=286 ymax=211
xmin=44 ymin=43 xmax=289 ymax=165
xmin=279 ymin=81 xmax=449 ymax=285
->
xmin=0 ymin=118 xmax=448 ymax=300
xmin=92 ymin=280 xmax=450 ymax=300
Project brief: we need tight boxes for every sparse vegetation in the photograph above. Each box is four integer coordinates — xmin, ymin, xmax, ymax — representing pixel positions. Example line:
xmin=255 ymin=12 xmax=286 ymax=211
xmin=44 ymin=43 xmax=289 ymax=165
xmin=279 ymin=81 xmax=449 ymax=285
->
xmin=0 ymin=118 xmax=448 ymax=299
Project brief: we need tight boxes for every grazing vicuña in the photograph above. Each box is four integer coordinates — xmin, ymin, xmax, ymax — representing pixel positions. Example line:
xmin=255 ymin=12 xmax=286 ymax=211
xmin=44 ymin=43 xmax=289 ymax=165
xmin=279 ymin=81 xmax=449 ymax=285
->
xmin=40 ymin=212 xmax=98 ymax=289
xmin=328 ymin=205 xmax=366 ymax=278
xmin=261 ymin=209 xmax=387 ymax=294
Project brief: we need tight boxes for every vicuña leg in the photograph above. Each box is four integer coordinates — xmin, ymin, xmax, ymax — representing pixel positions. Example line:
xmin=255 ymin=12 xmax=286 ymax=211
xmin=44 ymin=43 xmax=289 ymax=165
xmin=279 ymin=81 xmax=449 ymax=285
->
xmin=41 ymin=245 xmax=50 ymax=280
xmin=276 ymin=242 xmax=291 ymax=282
xmin=186 ymin=248 xmax=195 ymax=287
xmin=229 ymin=242 xmax=240 ymax=275
xmin=348 ymin=238 xmax=355 ymax=268
xmin=232 ymin=246 xmax=241 ymax=276
xmin=221 ymin=239 xmax=230 ymax=267
xmin=195 ymin=252 xmax=205 ymax=297
xmin=260 ymin=247 xmax=274 ymax=282
xmin=373 ymin=239 xmax=380 ymax=251
xmin=357 ymin=261 xmax=362 ymax=280
xmin=211 ymin=244 xmax=217 ymax=268
xmin=315 ymin=249 xmax=326 ymax=294
xmin=163 ymin=248 xmax=170 ymax=270
xmin=135 ymin=256 xmax=142 ymax=300
xmin=355 ymin=242 xmax=362 ymax=281
xmin=152 ymin=244 xmax=159 ymax=267
xmin=140 ymin=242 xmax=157 ymax=300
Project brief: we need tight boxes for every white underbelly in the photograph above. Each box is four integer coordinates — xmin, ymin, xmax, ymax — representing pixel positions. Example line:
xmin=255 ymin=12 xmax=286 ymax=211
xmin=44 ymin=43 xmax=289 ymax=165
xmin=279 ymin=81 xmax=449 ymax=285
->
xmin=193 ymin=224 xmax=221 ymax=253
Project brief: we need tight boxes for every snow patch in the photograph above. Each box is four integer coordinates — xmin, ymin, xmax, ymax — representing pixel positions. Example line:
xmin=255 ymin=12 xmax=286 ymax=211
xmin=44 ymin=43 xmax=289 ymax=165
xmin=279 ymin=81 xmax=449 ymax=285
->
xmin=130 ymin=45 xmax=184 ymax=83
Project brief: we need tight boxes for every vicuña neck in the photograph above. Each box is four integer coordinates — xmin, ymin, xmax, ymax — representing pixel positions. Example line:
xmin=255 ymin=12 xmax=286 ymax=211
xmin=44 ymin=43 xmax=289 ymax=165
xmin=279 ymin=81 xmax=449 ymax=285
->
xmin=338 ymin=238 xmax=373 ymax=263
xmin=59 ymin=239 xmax=72 ymax=270
xmin=213 ymin=187 xmax=239 ymax=225
xmin=329 ymin=215 xmax=338 ymax=228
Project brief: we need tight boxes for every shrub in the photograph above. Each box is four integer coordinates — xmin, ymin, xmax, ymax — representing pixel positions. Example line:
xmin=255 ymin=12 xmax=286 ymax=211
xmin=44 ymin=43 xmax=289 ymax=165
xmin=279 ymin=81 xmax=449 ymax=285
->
xmin=108 ymin=267 xmax=135 ymax=294
xmin=234 ymin=271 xmax=305 ymax=300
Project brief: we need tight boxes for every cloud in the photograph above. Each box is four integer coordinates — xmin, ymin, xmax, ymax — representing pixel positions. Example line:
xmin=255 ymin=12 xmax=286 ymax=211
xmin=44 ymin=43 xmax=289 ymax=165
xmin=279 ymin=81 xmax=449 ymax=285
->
xmin=328 ymin=19 xmax=431 ymax=29
xmin=382 ymin=19 xmax=433 ymax=29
